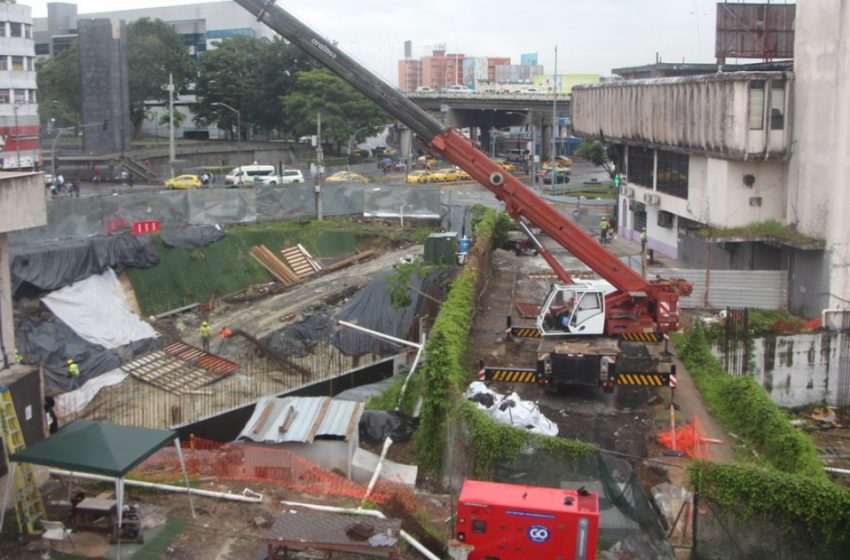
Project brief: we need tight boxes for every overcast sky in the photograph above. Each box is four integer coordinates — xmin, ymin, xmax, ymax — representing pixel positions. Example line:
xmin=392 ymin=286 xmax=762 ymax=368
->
xmin=28 ymin=0 xmax=774 ymax=83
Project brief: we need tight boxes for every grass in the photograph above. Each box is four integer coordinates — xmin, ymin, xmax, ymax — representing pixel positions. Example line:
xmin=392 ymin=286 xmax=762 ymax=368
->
xmin=547 ymin=184 xmax=615 ymax=199
xmin=697 ymin=219 xmax=819 ymax=245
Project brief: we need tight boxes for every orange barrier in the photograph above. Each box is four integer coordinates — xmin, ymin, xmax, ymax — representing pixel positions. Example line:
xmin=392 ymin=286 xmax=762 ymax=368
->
xmin=657 ymin=416 xmax=708 ymax=459
xmin=130 ymin=436 xmax=415 ymax=512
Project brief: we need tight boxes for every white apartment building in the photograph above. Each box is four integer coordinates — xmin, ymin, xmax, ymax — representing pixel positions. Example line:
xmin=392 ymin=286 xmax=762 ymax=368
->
xmin=0 ymin=0 xmax=38 ymax=169
xmin=572 ymin=2 xmax=845 ymax=318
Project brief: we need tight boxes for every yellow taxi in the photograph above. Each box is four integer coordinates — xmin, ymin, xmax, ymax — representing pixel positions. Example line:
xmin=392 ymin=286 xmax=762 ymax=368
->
xmin=325 ymin=171 xmax=370 ymax=183
xmin=457 ymin=169 xmax=472 ymax=181
xmin=497 ymin=161 xmax=516 ymax=172
xmin=165 ymin=174 xmax=203 ymax=189
xmin=432 ymin=168 xmax=461 ymax=182
xmin=405 ymin=170 xmax=437 ymax=184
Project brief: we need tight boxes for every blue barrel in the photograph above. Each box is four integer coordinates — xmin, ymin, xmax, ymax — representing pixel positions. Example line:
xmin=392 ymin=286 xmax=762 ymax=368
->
xmin=458 ymin=237 xmax=471 ymax=253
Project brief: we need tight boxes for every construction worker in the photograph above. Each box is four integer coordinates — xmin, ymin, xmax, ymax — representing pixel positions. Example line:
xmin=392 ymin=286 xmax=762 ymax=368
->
xmin=219 ymin=327 xmax=233 ymax=339
xmin=599 ymin=216 xmax=610 ymax=244
xmin=14 ymin=348 xmax=23 ymax=364
xmin=67 ymin=358 xmax=80 ymax=390
xmin=640 ymin=227 xmax=648 ymax=253
xmin=200 ymin=320 xmax=212 ymax=352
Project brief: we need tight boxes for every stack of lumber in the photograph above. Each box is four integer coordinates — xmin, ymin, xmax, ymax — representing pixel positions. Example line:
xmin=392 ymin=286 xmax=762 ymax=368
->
xmin=250 ymin=245 xmax=300 ymax=286
xmin=281 ymin=244 xmax=322 ymax=279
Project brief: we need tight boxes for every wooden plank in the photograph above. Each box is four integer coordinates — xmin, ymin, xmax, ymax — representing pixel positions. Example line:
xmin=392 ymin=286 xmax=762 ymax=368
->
xmin=250 ymin=247 xmax=292 ymax=285
xmin=259 ymin=245 xmax=299 ymax=283
xmin=321 ymin=250 xmax=376 ymax=273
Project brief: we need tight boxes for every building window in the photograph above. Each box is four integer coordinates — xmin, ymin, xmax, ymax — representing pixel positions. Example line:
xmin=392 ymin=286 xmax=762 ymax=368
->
xmin=9 ymin=22 xmax=22 ymax=38
xmin=0 ymin=90 xmax=9 ymax=104
xmin=24 ymin=24 xmax=32 ymax=39
xmin=0 ymin=56 xmax=7 ymax=71
xmin=0 ymin=23 xmax=6 ymax=37
xmin=770 ymin=80 xmax=785 ymax=130
xmin=29 ymin=89 xmax=36 ymax=103
xmin=656 ymin=150 xmax=689 ymax=199
xmin=749 ymin=80 xmax=765 ymax=130
xmin=11 ymin=56 xmax=24 ymax=71
xmin=627 ymin=146 xmax=654 ymax=188
xmin=14 ymin=89 xmax=25 ymax=103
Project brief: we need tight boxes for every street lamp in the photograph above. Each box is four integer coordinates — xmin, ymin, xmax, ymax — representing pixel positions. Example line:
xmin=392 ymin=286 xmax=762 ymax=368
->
xmin=212 ymin=102 xmax=242 ymax=165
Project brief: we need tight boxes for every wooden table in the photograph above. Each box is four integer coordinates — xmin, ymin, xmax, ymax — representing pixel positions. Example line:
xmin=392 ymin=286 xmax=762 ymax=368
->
xmin=73 ymin=498 xmax=116 ymax=533
xmin=264 ymin=510 xmax=401 ymax=559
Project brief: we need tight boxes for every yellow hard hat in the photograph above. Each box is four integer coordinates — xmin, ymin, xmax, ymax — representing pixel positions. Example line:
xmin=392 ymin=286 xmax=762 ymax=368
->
xmin=202 ymin=321 xmax=208 ymax=325
xmin=67 ymin=358 xmax=73 ymax=364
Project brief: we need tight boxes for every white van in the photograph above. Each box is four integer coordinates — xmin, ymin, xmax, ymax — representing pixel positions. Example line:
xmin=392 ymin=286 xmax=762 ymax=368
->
xmin=225 ymin=165 xmax=304 ymax=186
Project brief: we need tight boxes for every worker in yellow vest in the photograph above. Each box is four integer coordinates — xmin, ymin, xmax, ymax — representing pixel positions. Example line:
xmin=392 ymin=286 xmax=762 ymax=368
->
xmin=200 ymin=320 xmax=212 ymax=352
xmin=67 ymin=358 xmax=80 ymax=390
xmin=14 ymin=348 xmax=23 ymax=364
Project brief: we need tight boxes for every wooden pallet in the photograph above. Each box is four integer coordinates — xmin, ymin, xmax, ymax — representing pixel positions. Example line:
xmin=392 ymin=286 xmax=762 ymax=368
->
xmin=250 ymin=245 xmax=300 ymax=285
xmin=280 ymin=244 xmax=322 ymax=279
xmin=125 ymin=343 xmax=239 ymax=394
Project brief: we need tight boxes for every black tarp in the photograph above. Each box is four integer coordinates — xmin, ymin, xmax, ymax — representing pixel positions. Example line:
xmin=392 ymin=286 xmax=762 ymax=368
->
xmin=10 ymin=234 xmax=159 ymax=293
xmin=333 ymin=267 xmax=456 ymax=355
xmin=359 ymin=410 xmax=417 ymax=443
xmin=15 ymin=313 xmax=161 ymax=392
xmin=263 ymin=312 xmax=335 ymax=358
xmin=161 ymin=225 xmax=225 ymax=249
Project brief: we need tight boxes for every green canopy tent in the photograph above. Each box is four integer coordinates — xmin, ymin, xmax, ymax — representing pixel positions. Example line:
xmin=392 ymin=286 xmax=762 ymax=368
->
xmin=1 ymin=419 xmax=195 ymax=531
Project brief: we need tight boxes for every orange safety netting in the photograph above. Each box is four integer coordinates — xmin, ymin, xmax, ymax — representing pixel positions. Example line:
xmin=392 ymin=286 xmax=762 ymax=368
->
xmin=129 ymin=436 xmax=415 ymax=512
xmin=657 ymin=415 xmax=709 ymax=459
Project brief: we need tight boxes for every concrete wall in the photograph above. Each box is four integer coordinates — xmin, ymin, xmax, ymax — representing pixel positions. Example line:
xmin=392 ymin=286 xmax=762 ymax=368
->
xmin=789 ymin=1 xmax=850 ymax=309
xmin=738 ymin=331 xmax=850 ymax=408
xmin=573 ymin=73 xmax=791 ymax=160
xmin=0 ymin=172 xmax=46 ymax=233
xmin=78 ymin=19 xmax=132 ymax=155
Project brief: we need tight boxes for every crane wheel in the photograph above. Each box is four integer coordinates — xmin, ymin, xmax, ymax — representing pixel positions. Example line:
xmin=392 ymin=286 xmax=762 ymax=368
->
xmin=490 ymin=171 xmax=505 ymax=186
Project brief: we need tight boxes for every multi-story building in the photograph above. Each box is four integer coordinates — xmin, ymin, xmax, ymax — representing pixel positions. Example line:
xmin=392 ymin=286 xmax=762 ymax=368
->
xmin=397 ymin=58 xmax=421 ymax=91
xmin=399 ymin=46 xmax=514 ymax=91
xmin=0 ymin=0 xmax=38 ymax=170
xmin=420 ymin=47 xmax=465 ymax=91
xmin=572 ymin=2 xmax=845 ymax=317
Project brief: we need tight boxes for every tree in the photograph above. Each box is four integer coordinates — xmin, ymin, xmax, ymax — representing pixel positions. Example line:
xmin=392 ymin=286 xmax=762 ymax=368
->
xmin=279 ymin=68 xmax=389 ymax=152
xmin=36 ymin=45 xmax=81 ymax=126
xmin=158 ymin=107 xmax=187 ymax=129
xmin=127 ymin=18 xmax=196 ymax=136
xmin=193 ymin=36 xmax=316 ymax=137
xmin=575 ymin=139 xmax=616 ymax=178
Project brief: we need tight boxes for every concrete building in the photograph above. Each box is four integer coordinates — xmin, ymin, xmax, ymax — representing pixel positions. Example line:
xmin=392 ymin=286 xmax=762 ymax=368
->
xmin=420 ymin=47 xmax=466 ymax=91
xmin=572 ymin=1 xmax=846 ymax=317
xmin=0 ymin=1 xmax=39 ymax=170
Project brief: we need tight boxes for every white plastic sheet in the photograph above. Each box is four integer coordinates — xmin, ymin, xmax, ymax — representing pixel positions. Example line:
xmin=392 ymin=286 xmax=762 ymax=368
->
xmin=55 ymin=368 xmax=129 ymax=418
xmin=42 ymin=268 xmax=157 ymax=349
xmin=464 ymin=381 xmax=558 ymax=437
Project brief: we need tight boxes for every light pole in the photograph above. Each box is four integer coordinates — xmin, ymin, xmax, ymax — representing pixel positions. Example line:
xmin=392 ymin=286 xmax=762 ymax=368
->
xmin=213 ymin=102 xmax=242 ymax=165
xmin=12 ymin=102 xmax=24 ymax=169
xmin=347 ymin=126 xmax=371 ymax=170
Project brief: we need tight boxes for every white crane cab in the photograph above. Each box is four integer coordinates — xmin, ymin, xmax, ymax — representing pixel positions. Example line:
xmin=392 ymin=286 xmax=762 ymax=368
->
xmin=536 ymin=280 xmax=617 ymax=337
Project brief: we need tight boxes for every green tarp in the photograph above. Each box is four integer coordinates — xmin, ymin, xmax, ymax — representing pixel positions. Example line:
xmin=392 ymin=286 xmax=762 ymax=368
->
xmin=10 ymin=419 xmax=176 ymax=478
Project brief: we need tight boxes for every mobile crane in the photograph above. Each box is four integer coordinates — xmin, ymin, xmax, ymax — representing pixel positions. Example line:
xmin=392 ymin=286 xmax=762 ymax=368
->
xmin=235 ymin=0 xmax=692 ymax=392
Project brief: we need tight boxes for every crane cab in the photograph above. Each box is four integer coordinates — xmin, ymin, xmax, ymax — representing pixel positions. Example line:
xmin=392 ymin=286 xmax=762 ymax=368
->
xmin=536 ymin=281 xmax=615 ymax=337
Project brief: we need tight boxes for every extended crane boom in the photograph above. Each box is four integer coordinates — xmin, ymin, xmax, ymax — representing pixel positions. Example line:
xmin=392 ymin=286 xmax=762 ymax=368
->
xmin=235 ymin=0 xmax=691 ymax=334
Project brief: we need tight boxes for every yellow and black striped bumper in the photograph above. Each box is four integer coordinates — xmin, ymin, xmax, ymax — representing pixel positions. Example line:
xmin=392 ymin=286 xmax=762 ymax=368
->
xmin=508 ymin=326 xmax=542 ymax=338
xmin=616 ymin=373 xmax=670 ymax=386
xmin=483 ymin=368 xmax=540 ymax=383
xmin=620 ymin=332 xmax=662 ymax=342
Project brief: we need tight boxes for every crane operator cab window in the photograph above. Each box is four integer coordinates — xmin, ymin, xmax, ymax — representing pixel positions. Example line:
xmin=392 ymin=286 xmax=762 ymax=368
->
xmin=541 ymin=285 xmax=606 ymax=335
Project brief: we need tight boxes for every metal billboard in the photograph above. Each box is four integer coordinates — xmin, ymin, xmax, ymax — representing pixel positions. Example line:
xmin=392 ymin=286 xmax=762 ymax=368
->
xmin=715 ymin=3 xmax=795 ymax=61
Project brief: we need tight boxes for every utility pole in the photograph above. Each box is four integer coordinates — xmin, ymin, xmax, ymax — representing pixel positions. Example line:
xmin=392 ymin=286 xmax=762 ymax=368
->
xmin=315 ymin=113 xmax=324 ymax=220
xmin=551 ymin=45 xmax=558 ymax=163
xmin=12 ymin=103 xmax=21 ymax=169
xmin=168 ymin=73 xmax=176 ymax=179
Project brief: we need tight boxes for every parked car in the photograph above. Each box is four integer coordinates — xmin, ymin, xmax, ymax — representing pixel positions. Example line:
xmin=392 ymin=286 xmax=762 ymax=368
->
xmin=280 ymin=169 xmax=304 ymax=184
xmin=165 ymin=174 xmax=203 ymax=189
xmin=405 ymin=170 xmax=437 ymax=184
xmin=497 ymin=161 xmax=516 ymax=172
xmin=415 ymin=86 xmax=434 ymax=93
xmin=443 ymin=84 xmax=471 ymax=94
xmin=432 ymin=168 xmax=461 ymax=182
xmin=541 ymin=169 xmax=571 ymax=185
xmin=456 ymin=169 xmax=471 ymax=181
xmin=325 ymin=171 xmax=369 ymax=183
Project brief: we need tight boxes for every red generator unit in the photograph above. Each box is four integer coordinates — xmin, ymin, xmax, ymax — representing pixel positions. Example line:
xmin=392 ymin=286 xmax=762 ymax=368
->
xmin=455 ymin=480 xmax=599 ymax=560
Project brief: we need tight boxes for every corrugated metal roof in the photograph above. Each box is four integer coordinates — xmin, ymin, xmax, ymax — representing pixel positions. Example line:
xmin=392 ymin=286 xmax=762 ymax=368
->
xmin=238 ymin=396 xmax=363 ymax=444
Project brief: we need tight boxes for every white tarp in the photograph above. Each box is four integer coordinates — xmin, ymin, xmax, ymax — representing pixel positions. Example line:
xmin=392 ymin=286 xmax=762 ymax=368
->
xmin=42 ymin=268 xmax=157 ymax=349
xmin=464 ymin=381 xmax=558 ymax=437
xmin=55 ymin=368 xmax=129 ymax=418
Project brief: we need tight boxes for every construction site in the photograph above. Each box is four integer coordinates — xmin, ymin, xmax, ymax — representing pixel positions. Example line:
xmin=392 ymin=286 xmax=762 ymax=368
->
xmin=2 ymin=1 xmax=850 ymax=559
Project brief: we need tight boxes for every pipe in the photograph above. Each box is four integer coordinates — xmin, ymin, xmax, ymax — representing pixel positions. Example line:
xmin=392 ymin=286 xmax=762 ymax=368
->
xmin=361 ymin=437 xmax=393 ymax=507
xmin=826 ymin=467 xmax=850 ymax=476
xmin=49 ymin=469 xmax=263 ymax=503
xmin=279 ymin=500 xmax=441 ymax=560
xmin=821 ymin=308 xmax=845 ymax=330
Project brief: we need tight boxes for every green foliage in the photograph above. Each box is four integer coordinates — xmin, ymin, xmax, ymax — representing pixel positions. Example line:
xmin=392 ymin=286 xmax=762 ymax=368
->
xmin=574 ymin=140 xmax=615 ymax=177
xmin=158 ymin=107 xmax=187 ymax=128
xmin=697 ymin=219 xmax=818 ymax=245
xmin=127 ymin=18 xmax=196 ymax=135
xmin=280 ymin=69 xmax=390 ymax=150
xmin=365 ymin=371 xmax=422 ymax=416
xmin=384 ymin=259 xmax=432 ymax=309
xmin=673 ymin=326 xmax=826 ymax=480
xmin=194 ymin=37 xmax=317 ymax=138
xmin=702 ymin=309 xmax=805 ymax=345
xmin=36 ymin=45 xmax=81 ymax=125
xmin=690 ymin=462 xmax=850 ymax=546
